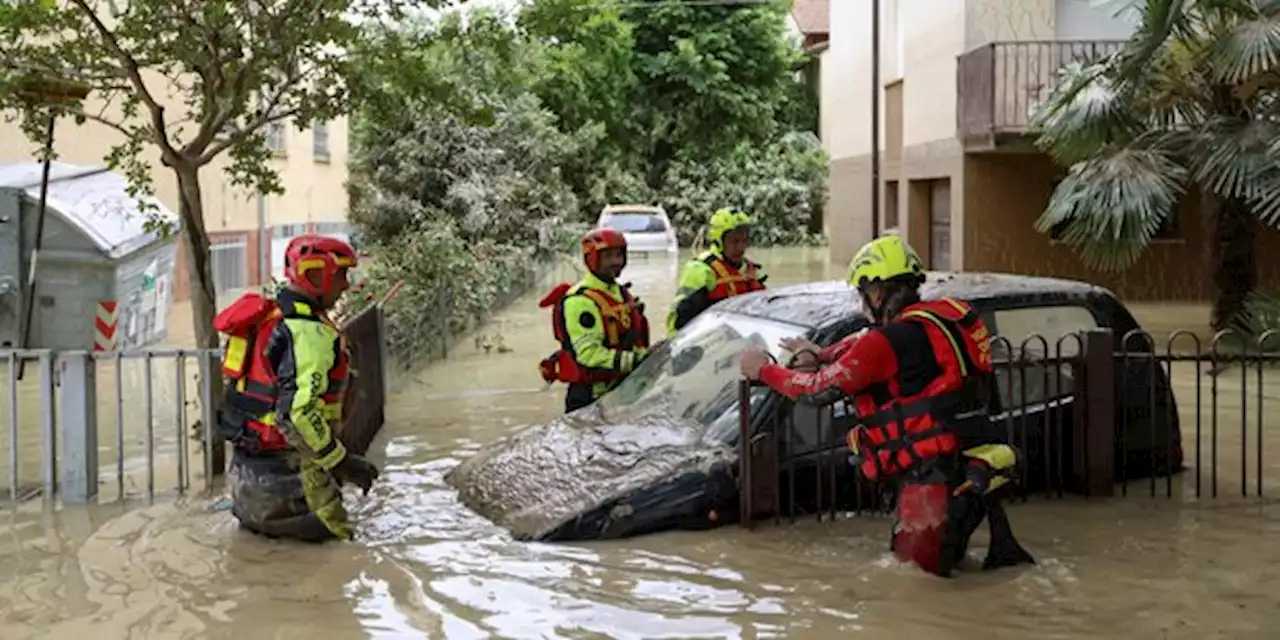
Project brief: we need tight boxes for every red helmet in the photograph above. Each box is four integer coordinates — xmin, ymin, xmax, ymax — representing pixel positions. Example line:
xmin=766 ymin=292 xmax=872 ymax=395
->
xmin=284 ymin=233 xmax=358 ymax=299
xmin=581 ymin=228 xmax=627 ymax=272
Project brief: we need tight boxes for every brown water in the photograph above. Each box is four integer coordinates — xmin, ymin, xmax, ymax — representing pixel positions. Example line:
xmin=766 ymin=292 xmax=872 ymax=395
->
xmin=3 ymin=247 xmax=1280 ymax=639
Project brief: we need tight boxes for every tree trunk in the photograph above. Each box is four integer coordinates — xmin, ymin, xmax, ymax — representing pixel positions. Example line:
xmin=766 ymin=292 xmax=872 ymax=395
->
xmin=1208 ymin=196 xmax=1257 ymax=332
xmin=174 ymin=164 xmax=227 ymax=477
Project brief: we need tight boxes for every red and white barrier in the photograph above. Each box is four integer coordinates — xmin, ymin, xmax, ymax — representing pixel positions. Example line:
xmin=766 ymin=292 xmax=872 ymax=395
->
xmin=94 ymin=300 xmax=119 ymax=352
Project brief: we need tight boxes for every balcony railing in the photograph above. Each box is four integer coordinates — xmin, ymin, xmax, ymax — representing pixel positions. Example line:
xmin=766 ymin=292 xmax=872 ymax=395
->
xmin=957 ymin=40 xmax=1125 ymax=145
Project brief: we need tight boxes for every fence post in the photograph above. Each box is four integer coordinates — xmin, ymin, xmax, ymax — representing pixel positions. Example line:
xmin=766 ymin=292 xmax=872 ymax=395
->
xmin=57 ymin=351 xmax=98 ymax=503
xmin=1076 ymin=329 xmax=1115 ymax=497
xmin=38 ymin=351 xmax=57 ymax=499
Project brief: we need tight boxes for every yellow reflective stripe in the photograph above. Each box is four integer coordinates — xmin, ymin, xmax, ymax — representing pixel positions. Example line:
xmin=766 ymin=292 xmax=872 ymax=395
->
xmin=223 ymin=336 xmax=249 ymax=374
xmin=254 ymin=402 xmax=340 ymax=425
xmin=901 ymin=309 xmax=968 ymax=377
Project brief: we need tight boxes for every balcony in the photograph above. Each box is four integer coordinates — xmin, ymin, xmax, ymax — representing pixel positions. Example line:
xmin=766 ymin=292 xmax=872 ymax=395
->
xmin=957 ymin=40 xmax=1124 ymax=152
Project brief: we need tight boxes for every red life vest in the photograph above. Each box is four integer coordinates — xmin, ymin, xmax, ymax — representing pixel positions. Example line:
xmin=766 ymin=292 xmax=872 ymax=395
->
xmin=213 ymin=292 xmax=351 ymax=452
xmin=537 ymin=281 xmax=651 ymax=385
xmin=844 ymin=298 xmax=994 ymax=482
xmin=704 ymin=253 xmax=766 ymax=302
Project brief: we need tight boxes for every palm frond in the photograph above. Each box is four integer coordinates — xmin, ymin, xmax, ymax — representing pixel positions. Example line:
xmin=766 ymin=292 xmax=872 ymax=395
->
xmin=1125 ymin=38 xmax=1212 ymax=128
xmin=1188 ymin=116 xmax=1280 ymax=224
xmin=1116 ymin=0 xmax=1194 ymax=78
xmin=1205 ymin=10 xmax=1280 ymax=85
xmin=1230 ymin=290 xmax=1280 ymax=345
xmin=1031 ymin=61 xmax=1142 ymax=166
xmin=1036 ymin=148 xmax=1187 ymax=270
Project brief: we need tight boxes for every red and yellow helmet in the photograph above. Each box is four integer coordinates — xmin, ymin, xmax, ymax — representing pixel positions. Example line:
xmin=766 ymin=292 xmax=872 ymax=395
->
xmin=581 ymin=227 xmax=627 ymax=272
xmin=284 ymin=233 xmax=358 ymax=299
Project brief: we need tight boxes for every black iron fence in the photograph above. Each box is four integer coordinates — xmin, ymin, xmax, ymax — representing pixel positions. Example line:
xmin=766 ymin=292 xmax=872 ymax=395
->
xmin=737 ymin=328 xmax=1280 ymax=529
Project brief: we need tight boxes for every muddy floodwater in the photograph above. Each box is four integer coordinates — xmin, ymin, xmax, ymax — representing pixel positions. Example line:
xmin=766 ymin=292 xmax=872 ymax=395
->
xmin=4 ymin=247 xmax=1280 ymax=639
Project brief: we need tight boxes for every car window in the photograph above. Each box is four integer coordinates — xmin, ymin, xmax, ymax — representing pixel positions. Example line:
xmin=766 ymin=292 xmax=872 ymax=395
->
xmin=595 ymin=311 xmax=807 ymax=445
xmin=988 ymin=305 xmax=1098 ymax=409
xmin=601 ymin=212 xmax=668 ymax=233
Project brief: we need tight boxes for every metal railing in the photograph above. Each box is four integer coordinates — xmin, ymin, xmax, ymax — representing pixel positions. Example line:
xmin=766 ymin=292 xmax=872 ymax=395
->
xmin=957 ymin=40 xmax=1125 ymax=142
xmin=0 ymin=304 xmax=390 ymax=505
xmin=736 ymin=328 xmax=1280 ymax=529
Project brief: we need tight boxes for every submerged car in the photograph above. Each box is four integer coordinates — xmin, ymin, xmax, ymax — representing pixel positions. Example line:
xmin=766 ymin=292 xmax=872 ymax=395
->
xmin=446 ymin=273 xmax=1183 ymax=542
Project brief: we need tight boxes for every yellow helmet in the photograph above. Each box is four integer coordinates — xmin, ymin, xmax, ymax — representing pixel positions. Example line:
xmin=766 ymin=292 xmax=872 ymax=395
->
xmin=707 ymin=208 xmax=752 ymax=245
xmin=847 ymin=235 xmax=925 ymax=291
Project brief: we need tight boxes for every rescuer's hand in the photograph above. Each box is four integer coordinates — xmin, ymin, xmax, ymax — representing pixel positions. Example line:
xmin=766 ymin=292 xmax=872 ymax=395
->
xmin=333 ymin=453 xmax=381 ymax=496
xmin=739 ymin=347 xmax=772 ymax=380
xmin=780 ymin=337 xmax=819 ymax=354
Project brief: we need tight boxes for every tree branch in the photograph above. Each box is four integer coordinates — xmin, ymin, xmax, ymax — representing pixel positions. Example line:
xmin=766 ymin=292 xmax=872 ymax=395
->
xmin=67 ymin=0 xmax=180 ymax=163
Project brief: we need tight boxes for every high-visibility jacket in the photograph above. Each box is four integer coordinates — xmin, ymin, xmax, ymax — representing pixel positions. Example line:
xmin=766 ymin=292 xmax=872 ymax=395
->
xmin=213 ymin=288 xmax=349 ymax=470
xmin=667 ymin=249 xmax=766 ymax=334
xmin=538 ymin=273 xmax=650 ymax=396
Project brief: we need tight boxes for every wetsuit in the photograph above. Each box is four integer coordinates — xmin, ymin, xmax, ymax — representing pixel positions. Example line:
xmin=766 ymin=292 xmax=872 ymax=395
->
xmin=759 ymin=298 xmax=1035 ymax=577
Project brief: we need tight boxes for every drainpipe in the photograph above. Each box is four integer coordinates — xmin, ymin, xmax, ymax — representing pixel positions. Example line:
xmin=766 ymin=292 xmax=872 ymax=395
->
xmin=257 ymin=193 xmax=268 ymax=285
xmin=870 ymin=0 xmax=881 ymax=240
xmin=17 ymin=116 xmax=56 ymax=380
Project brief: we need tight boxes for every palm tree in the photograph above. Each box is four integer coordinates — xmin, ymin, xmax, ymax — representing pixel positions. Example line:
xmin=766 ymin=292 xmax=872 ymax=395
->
xmin=1029 ymin=0 xmax=1280 ymax=332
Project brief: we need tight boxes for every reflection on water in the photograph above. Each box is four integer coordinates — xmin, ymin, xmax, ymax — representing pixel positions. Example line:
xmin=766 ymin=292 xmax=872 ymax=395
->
xmin=2 ymin=247 xmax=1280 ymax=639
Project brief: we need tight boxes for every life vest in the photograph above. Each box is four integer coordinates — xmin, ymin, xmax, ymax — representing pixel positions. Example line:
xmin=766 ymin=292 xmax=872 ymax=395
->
xmin=844 ymin=298 xmax=994 ymax=482
xmin=703 ymin=252 xmax=766 ymax=302
xmin=213 ymin=292 xmax=350 ymax=452
xmin=537 ymin=280 xmax=651 ymax=385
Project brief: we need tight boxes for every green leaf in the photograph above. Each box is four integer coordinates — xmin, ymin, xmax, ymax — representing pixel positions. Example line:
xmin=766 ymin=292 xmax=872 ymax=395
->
xmin=1037 ymin=148 xmax=1187 ymax=270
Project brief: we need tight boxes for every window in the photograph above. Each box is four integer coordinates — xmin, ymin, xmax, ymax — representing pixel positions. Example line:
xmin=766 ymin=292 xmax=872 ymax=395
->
xmin=313 ymin=122 xmax=330 ymax=161
xmin=928 ymin=178 xmax=951 ymax=270
xmin=209 ymin=236 xmax=249 ymax=293
xmin=273 ymin=223 xmax=307 ymax=239
xmin=884 ymin=180 xmax=900 ymax=230
xmin=315 ymin=222 xmax=351 ymax=236
xmin=266 ymin=121 xmax=286 ymax=155
xmin=595 ymin=311 xmax=807 ymax=445
xmin=988 ymin=305 xmax=1099 ymax=409
xmin=599 ymin=212 xmax=669 ymax=233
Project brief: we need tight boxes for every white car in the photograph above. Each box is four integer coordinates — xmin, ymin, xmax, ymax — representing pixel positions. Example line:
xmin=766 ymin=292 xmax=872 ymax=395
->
xmin=596 ymin=204 xmax=678 ymax=254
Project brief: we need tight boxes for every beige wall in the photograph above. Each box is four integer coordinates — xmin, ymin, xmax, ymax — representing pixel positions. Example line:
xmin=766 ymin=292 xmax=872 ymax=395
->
xmin=0 ymin=100 xmax=349 ymax=233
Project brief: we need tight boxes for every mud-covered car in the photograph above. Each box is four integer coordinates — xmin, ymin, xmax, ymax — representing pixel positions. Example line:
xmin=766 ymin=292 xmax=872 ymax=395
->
xmin=446 ymin=273 xmax=1183 ymax=542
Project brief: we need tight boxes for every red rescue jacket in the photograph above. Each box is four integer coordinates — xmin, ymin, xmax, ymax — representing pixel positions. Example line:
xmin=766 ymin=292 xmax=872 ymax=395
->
xmin=845 ymin=298 xmax=994 ymax=481
xmin=537 ymin=281 xmax=650 ymax=385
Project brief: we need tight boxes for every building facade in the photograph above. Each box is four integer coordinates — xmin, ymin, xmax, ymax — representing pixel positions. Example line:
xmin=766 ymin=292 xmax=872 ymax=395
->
xmin=821 ymin=0 xmax=1280 ymax=300
xmin=0 ymin=105 xmax=351 ymax=302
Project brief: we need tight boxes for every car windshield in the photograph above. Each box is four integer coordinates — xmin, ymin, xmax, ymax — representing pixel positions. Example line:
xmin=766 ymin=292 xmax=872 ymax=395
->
xmin=601 ymin=212 xmax=668 ymax=233
xmin=596 ymin=310 xmax=808 ymax=446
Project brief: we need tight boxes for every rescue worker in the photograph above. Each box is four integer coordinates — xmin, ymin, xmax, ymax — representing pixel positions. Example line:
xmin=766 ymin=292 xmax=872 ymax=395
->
xmin=538 ymin=228 xmax=652 ymax=413
xmin=738 ymin=235 xmax=1035 ymax=578
xmin=213 ymin=233 xmax=381 ymax=543
xmin=666 ymin=208 xmax=767 ymax=335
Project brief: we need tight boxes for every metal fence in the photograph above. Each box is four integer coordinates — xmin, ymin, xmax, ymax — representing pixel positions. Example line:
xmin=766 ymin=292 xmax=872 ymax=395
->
xmin=0 ymin=304 xmax=390 ymax=505
xmin=736 ymin=328 xmax=1280 ymax=529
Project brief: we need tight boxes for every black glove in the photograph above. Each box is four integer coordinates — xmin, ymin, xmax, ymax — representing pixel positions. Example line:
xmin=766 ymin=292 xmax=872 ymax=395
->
xmin=333 ymin=453 xmax=380 ymax=496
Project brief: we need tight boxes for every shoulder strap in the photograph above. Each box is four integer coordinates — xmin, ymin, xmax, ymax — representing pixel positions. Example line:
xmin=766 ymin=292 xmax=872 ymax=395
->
xmin=899 ymin=307 xmax=976 ymax=378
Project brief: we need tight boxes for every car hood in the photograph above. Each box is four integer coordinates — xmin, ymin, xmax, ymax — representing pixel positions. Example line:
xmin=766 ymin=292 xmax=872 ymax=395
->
xmin=444 ymin=403 xmax=737 ymax=541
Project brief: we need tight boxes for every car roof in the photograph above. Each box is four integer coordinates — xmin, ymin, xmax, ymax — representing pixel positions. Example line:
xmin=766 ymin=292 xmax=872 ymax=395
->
xmin=714 ymin=271 xmax=1115 ymax=329
xmin=601 ymin=204 xmax=664 ymax=215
